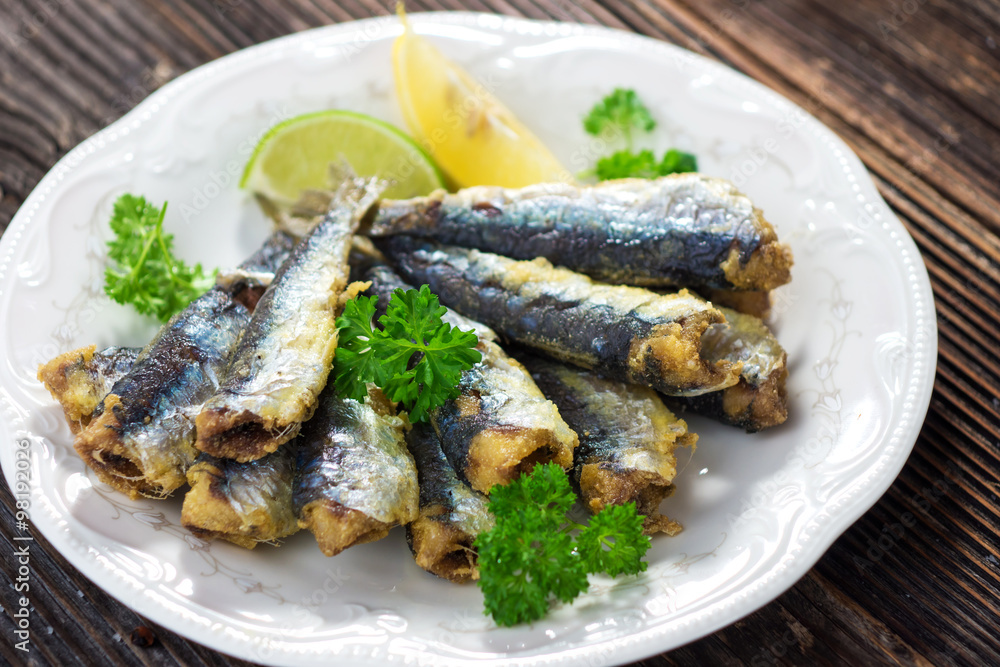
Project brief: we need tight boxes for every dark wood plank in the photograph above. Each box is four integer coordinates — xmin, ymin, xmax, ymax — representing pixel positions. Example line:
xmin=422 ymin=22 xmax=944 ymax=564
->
xmin=2 ymin=1 xmax=999 ymax=665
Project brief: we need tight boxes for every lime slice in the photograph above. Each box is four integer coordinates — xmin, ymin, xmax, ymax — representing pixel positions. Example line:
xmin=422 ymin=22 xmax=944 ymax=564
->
xmin=241 ymin=110 xmax=445 ymax=202
xmin=392 ymin=9 xmax=572 ymax=188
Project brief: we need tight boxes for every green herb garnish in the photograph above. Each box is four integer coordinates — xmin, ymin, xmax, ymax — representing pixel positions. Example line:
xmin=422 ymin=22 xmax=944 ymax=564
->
xmin=333 ymin=286 xmax=482 ymax=422
xmin=583 ymin=88 xmax=656 ymax=149
xmin=583 ymin=88 xmax=698 ymax=181
xmin=475 ymin=463 xmax=650 ymax=627
xmin=594 ymin=148 xmax=660 ymax=180
xmin=104 ymin=194 xmax=215 ymax=322
xmin=658 ymin=147 xmax=698 ymax=174
xmin=594 ymin=147 xmax=698 ymax=181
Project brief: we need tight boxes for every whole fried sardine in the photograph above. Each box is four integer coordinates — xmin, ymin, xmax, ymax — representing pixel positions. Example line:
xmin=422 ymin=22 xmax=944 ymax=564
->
xmin=72 ymin=232 xmax=295 ymax=499
xmin=370 ymin=175 xmax=792 ymax=291
xmin=182 ymin=448 xmax=298 ymax=549
xmin=196 ymin=179 xmax=381 ymax=462
xmin=672 ymin=307 xmax=788 ymax=432
xmin=378 ymin=240 xmax=743 ymax=397
xmin=364 ymin=265 xmax=577 ymax=493
xmin=37 ymin=344 xmax=302 ymax=542
xmin=405 ymin=422 xmax=494 ymax=582
xmin=515 ymin=351 xmax=694 ymax=535
xmin=38 ymin=345 xmax=139 ymax=433
xmin=294 ymin=389 xmax=418 ymax=557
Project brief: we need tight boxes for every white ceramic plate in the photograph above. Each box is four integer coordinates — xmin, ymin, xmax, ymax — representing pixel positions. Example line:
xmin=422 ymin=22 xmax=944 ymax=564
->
xmin=0 ymin=12 xmax=936 ymax=666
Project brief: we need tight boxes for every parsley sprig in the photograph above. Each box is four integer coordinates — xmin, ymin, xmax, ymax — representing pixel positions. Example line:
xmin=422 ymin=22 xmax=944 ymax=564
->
xmin=476 ymin=463 xmax=650 ymax=627
xmin=104 ymin=194 xmax=215 ymax=323
xmin=582 ymin=88 xmax=698 ymax=181
xmin=333 ymin=286 xmax=482 ymax=422
xmin=583 ymin=88 xmax=656 ymax=150
xmin=594 ymin=148 xmax=698 ymax=181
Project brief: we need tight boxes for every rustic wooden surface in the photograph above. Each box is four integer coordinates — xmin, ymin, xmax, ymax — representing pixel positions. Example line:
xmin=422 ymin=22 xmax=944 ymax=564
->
xmin=1 ymin=0 xmax=998 ymax=665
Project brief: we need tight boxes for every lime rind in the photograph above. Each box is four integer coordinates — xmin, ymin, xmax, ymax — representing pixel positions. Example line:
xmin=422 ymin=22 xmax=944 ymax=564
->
xmin=241 ymin=109 xmax=445 ymax=200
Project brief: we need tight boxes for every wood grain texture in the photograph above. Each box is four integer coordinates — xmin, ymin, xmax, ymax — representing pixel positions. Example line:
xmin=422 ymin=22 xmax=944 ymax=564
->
xmin=2 ymin=0 xmax=999 ymax=665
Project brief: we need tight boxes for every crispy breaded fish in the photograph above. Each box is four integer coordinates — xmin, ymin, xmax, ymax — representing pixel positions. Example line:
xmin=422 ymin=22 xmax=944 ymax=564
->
xmin=364 ymin=265 xmax=577 ymax=493
xmin=294 ymin=388 xmax=418 ymax=557
xmin=405 ymin=423 xmax=494 ymax=582
xmin=182 ymin=448 xmax=298 ymax=549
xmin=37 ymin=343 xmax=302 ymax=543
xmin=369 ymin=175 xmax=792 ymax=291
xmin=37 ymin=345 xmax=139 ymax=433
xmin=377 ymin=239 xmax=743 ymax=397
xmin=196 ymin=179 xmax=381 ymax=462
xmin=515 ymin=351 xmax=694 ymax=535
xmin=696 ymin=288 xmax=771 ymax=320
xmin=72 ymin=232 xmax=295 ymax=499
xmin=672 ymin=307 xmax=788 ymax=432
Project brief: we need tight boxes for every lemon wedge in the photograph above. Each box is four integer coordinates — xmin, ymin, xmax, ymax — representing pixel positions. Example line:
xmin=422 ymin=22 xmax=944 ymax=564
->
xmin=392 ymin=8 xmax=572 ymax=188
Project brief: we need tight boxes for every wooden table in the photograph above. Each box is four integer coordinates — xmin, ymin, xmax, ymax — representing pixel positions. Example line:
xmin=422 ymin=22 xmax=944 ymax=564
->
xmin=1 ymin=1 xmax=997 ymax=665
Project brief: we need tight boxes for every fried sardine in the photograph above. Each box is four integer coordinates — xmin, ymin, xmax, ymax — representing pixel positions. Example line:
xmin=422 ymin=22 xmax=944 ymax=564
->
xmin=405 ymin=422 xmax=494 ymax=582
xmin=378 ymin=239 xmax=743 ymax=397
xmin=364 ymin=265 xmax=577 ymax=494
xmin=72 ymin=232 xmax=295 ymax=498
xmin=182 ymin=448 xmax=299 ymax=549
xmin=370 ymin=175 xmax=792 ymax=291
xmin=672 ymin=307 xmax=788 ymax=432
xmin=38 ymin=345 xmax=139 ymax=434
xmin=196 ymin=180 xmax=380 ymax=462
xmin=516 ymin=351 xmax=694 ymax=535
xmin=294 ymin=388 xmax=419 ymax=557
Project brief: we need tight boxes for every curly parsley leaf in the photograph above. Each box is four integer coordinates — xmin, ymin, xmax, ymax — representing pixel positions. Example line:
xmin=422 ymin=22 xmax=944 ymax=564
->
xmin=333 ymin=295 xmax=391 ymax=402
xmin=486 ymin=461 xmax=576 ymax=527
xmin=593 ymin=147 xmax=699 ymax=181
xmin=659 ymin=148 xmax=698 ymax=175
xmin=333 ymin=286 xmax=481 ymax=422
xmin=104 ymin=194 xmax=215 ymax=323
xmin=478 ymin=522 xmax=589 ymax=627
xmin=594 ymin=149 xmax=660 ymax=180
xmin=576 ymin=502 xmax=651 ymax=576
xmin=475 ymin=463 xmax=649 ymax=627
xmin=582 ymin=89 xmax=699 ymax=181
xmin=583 ymin=88 xmax=656 ymax=148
